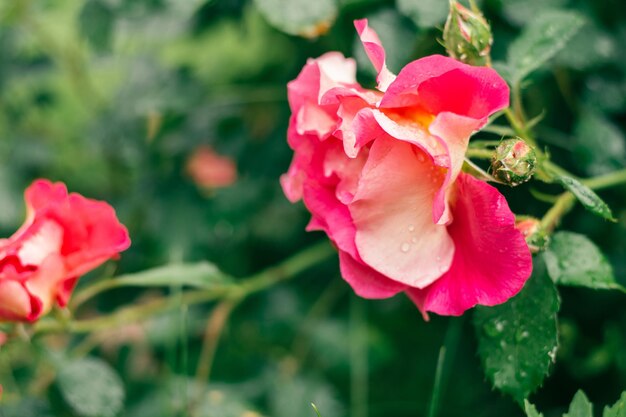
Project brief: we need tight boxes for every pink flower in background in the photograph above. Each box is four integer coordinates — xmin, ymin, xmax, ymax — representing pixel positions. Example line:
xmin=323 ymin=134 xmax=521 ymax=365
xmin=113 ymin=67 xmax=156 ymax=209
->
xmin=186 ymin=146 xmax=237 ymax=190
xmin=281 ymin=19 xmax=532 ymax=318
xmin=0 ymin=180 xmax=130 ymax=322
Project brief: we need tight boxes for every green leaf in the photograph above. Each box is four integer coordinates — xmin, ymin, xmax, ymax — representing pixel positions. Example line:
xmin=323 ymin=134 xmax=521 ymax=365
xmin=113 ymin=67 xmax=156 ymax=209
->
xmin=544 ymin=232 xmax=623 ymax=291
xmin=604 ymin=392 xmax=626 ymax=417
xmin=554 ymin=175 xmax=616 ymax=221
xmin=507 ymin=11 xmax=585 ymax=83
xmin=397 ymin=0 xmax=448 ymax=28
xmin=524 ymin=400 xmax=545 ymax=417
xmin=574 ymin=111 xmax=626 ymax=176
xmin=112 ymin=262 xmax=234 ymax=289
xmin=253 ymin=0 xmax=337 ymax=38
xmin=501 ymin=0 xmax=568 ymax=26
xmin=564 ymin=391 xmax=593 ymax=417
xmin=473 ymin=256 xmax=560 ymax=403
xmin=78 ymin=0 xmax=115 ymax=52
xmin=56 ymin=358 xmax=125 ymax=417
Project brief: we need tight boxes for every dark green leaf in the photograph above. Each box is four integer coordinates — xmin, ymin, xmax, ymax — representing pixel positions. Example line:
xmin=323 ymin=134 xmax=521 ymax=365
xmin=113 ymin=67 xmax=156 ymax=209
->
xmin=507 ymin=11 xmax=585 ymax=83
xmin=78 ymin=0 xmax=115 ymax=52
xmin=544 ymin=232 xmax=623 ymax=291
xmin=473 ymin=256 xmax=560 ymax=403
xmin=112 ymin=262 xmax=234 ymax=289
xmin=56 ymin=358 xmax=125 ymax=417
xmin=501 ymin=0 xmax=568 ymax=26
xmin=574 ymin=111 xmax=626 ymax=176
xmin=564 ymin=391 xmax=593 ymax=417
xmin=397 ymin=0 xmax=448 ymax=28
xmin=604 ymin=392 xmax=626 ymax=417
xmin=555 ymin=175 xmax=615 ymax=221
xmin=253 ymin=0 xmax=337 ymax=38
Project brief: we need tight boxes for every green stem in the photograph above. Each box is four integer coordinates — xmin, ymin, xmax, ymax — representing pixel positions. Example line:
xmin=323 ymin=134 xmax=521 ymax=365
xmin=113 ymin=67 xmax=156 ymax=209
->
xmin=427 ymin=317 xmax=463 ymax=417
xmin=539 ymin=192 xmax=576 ymax=233
xmin=583 ymin=168 xmax=626 ymax=191
xmin=34 ymin=241 xmax=334 ymax=335
xmin=465 ymin=148 xmax=493 ymax=159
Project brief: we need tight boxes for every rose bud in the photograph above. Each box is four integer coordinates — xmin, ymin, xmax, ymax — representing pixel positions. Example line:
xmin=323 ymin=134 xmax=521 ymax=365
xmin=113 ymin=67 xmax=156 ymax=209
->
xmin=443 ymin=0 xmax=493 ymax=66
xmin=515 ymin=217 xmax=549 ymax=253
xmin=491 ymin=138 xmax=537 ymax=186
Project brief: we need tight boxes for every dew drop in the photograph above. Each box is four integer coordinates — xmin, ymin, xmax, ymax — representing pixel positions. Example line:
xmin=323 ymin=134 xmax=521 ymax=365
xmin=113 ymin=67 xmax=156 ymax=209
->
xmin=411 ymin=237 xmax=418 ymax=243
xmin=515 ymin=330 xmax=529 ymax=342
xmin=417 ymin=153 xmax=426 ymax=163
xmin=401 ymin=243 xmax=410 ymax=253
xmin=408 ymin=224 xmax=415 ymax=232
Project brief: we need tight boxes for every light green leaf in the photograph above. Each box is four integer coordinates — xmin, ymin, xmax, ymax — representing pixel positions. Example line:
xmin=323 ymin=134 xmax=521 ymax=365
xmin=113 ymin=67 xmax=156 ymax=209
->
xmin=604 ymin=392 xmax=626 ymax=417
xmin=56 ymin=358 xmax=125 ymax=417
xmin=112 ymin=262 xmax=234 ymax=289
xmin=544 ymin=232 xmax=624 ymax=291
xmin=555 ymin=175 xmax=616 ymax=222
xmin=507 ymin=11 xmax=585 ymax=83
xmin=564 ymin=391 xmax=593 ymax=417
xmin=397 ymin=0 xmax=448 ymax=28
xmin=473 ymin=256 xmax=560 ymax=403
xmin=524 ymin=400 xmax=545 ymax=417
xmin=253 ymin=0 xmax=337 ymax=38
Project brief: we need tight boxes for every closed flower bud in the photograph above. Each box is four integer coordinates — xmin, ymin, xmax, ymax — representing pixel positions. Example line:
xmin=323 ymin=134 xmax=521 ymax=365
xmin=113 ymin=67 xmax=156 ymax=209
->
xmin=443 ymin=0 xmax=493 ymax=66
xmin=515 ymin=217 xmax=549 ymax=253
xmin=491 ymin=138 xmax=537 ymax=186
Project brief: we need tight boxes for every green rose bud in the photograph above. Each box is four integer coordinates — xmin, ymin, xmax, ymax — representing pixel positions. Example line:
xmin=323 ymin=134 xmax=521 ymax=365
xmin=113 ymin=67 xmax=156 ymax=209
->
xmin=443 ymin=0 xmax=493 ymax=66
xmin=491 ymin=138 xmax=537 ymax=186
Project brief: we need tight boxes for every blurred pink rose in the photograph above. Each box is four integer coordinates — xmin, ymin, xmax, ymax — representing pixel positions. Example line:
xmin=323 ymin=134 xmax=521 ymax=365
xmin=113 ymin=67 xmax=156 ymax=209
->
xmin=186 ymin=146 xmax=237 ymax=189
xmin=0 ymin=180 xmax=130 ymax=322
xmin=281 ymin=19 xmax=532 ymax=318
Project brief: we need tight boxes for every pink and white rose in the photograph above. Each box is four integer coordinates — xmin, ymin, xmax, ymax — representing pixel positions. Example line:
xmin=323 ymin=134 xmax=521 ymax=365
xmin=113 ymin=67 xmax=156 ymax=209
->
xmin=281 ymin=19 xmax=532 ymax=318
xmin=0 ymin=180 xmax=130 ymax=322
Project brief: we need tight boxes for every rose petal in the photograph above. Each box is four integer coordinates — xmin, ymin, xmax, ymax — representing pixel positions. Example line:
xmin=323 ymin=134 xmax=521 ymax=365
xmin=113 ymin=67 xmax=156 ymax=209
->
xmin=339 ymin=250 xmax=408 ymax=298
xmin=381 ymin=55 xmax=509 ymax=119
xmin=407 ymin=173 xmax=532 ymax=317
xmin=0 ymin=280 xmax=41 ymax=321
xmin=354 ymin=19 xmax=396 ymax=92
xmin=351 ymin=137 xmax=454 ymax=288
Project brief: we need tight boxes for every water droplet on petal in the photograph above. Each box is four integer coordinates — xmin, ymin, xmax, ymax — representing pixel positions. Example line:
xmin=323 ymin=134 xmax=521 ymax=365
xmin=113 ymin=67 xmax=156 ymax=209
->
xmin=411 ymin=237 xmax=417 ymax=243
xmin=401 ymin=243 xmax=410 ymax=253
xmin=417 ymin=153 xmax=426 ymax=163
xmin=408 ymin=224 xmax=415 ymax=232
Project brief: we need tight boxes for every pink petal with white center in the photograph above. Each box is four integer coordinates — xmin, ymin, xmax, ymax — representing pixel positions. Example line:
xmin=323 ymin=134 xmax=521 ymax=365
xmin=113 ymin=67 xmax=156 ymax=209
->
xmin=406 ymin=173 xmax=532 ymax=317
xmin=381 ymin=55 xmax=509 ymax=119
xmin=338 ymin=250 xmax=408 ymax=298
xmin=354 ymin=19 xmax=396 ymax=92
xmin=0 ymin=280 xmax=40 ymax=321
xmin=350 ymin=137 xmax=454 ymax=288
xmin=428 ymin=112 xmax=485 ymax=224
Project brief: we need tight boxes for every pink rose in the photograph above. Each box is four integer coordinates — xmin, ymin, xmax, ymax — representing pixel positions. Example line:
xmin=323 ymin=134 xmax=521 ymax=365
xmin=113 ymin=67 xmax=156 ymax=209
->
xmin=185 ymin=146 xmax=237 ymax=190
xmin=281 ymin=19 xmax=532 ymax=318
xmin=0 ymin=180 xmax=131 ymax=322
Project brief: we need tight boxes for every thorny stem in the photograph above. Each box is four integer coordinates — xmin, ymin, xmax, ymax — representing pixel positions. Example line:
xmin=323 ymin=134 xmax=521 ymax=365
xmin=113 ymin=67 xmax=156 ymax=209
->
xmin=33 ymin=241 xmax=335 ymax=335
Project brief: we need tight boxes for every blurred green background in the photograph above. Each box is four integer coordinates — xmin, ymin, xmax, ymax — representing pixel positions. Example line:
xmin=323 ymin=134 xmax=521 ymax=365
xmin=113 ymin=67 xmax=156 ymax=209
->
xmin=0 ymin=0 xmax=625 ymax=416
